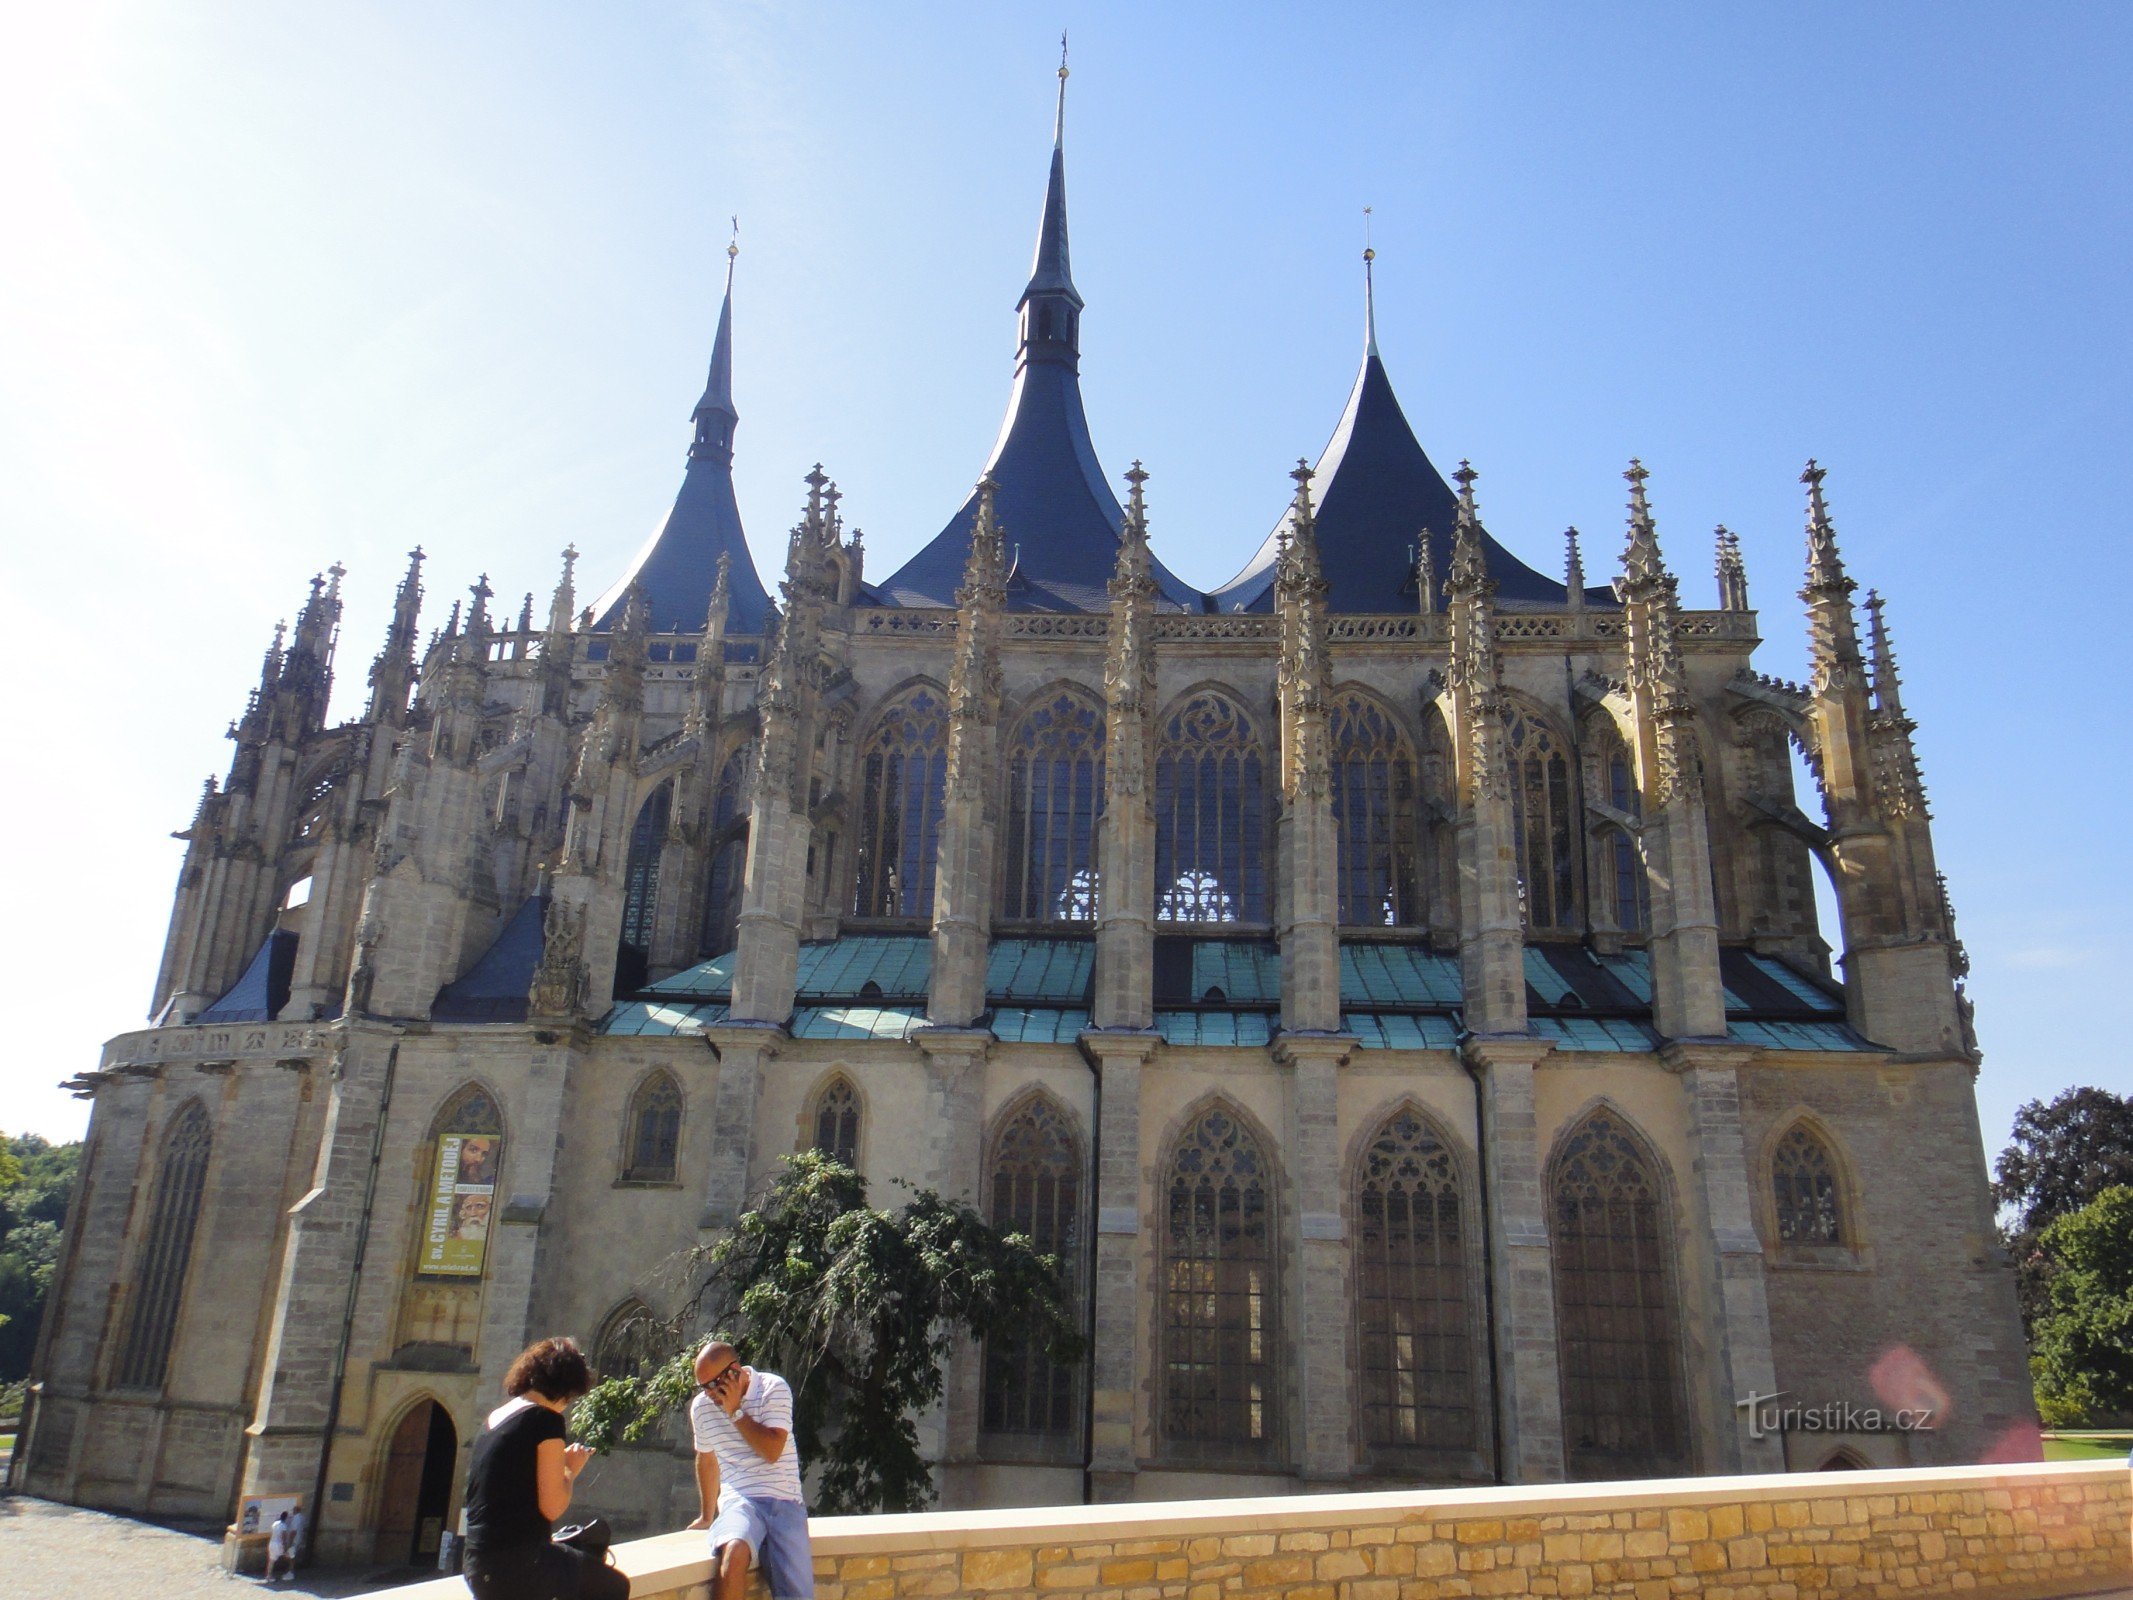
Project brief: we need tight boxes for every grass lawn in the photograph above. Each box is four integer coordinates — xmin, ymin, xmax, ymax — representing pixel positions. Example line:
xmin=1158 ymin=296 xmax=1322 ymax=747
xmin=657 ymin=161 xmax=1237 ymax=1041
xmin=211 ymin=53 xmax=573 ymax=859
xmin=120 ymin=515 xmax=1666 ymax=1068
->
xmin=2042 ymin=1432 xmax=2132 ymax=1461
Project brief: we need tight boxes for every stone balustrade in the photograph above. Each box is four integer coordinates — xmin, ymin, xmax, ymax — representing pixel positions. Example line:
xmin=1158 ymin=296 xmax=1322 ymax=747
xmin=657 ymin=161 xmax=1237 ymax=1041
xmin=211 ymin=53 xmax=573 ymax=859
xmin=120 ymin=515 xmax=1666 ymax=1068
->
xmin=386 ymin=1458 xmax=2129 ymax=1600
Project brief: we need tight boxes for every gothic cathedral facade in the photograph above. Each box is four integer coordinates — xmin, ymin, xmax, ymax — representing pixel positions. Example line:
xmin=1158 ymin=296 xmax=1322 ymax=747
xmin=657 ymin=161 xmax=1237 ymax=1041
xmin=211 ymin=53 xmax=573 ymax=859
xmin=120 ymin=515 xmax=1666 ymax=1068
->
xmin=19 ymin=79 xmax=2031 ymax=1564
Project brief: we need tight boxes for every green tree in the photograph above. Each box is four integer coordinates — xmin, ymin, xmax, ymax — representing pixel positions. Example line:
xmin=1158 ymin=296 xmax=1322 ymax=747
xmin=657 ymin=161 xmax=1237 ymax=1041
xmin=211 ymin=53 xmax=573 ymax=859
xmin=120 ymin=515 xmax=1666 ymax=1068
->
xmin=1993 ymin=1088 xmax=2133 ymax=1337
xmin=0 ymin=1133 xmax=83 ymax=1381
xmin=572 ymin=1151 xmax=1083 ymax=1514
xmin=2029 ymin=1185 xmax=2133 ymax=1428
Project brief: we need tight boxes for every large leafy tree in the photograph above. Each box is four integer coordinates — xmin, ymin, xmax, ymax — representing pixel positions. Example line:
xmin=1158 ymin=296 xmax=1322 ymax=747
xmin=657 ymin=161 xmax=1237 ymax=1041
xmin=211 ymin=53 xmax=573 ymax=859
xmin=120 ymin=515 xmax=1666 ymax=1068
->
xmin=2029 ymin=1186 xmax=2133 ymax=1428
xmin=573 ymin=1151 xmax=1083 ymax=1514
xmin=0 ymin=1133 xmax=82 ymax=1383
xmin=1994 ymin=1088 xmax=2133 ymax=1336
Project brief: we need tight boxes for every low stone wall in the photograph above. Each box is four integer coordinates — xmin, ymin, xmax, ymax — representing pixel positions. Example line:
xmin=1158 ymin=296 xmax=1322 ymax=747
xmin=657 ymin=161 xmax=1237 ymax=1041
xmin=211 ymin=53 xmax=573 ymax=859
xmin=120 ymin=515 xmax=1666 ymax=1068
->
xmin=390 ymin=1459 xmax=2129 ymax=1600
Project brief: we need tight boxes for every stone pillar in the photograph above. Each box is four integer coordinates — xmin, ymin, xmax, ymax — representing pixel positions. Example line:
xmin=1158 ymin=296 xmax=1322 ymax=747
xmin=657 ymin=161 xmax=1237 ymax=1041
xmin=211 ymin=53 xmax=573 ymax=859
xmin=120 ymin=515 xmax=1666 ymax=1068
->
xmin=473 ymin=1027 xmax=584 ymax=1404
xmin=918 ymin=1028 xmax=992 ymax=1464
xmin=1276 ymin=1034 xmax=1356 ymax=1479
xmin=1093 ymin=467 xmax=1158 ymax=1031
xmin=1079 ymin=1030 xmax=1159 ymax=1501
xmin=1462 ymin=1035 xmax=1566 ymax=1483
xmin=1663 ymin=1041 xmax=1784 ymax=1472
xmin=698 ymin=1024 xmax=784 ymax=1229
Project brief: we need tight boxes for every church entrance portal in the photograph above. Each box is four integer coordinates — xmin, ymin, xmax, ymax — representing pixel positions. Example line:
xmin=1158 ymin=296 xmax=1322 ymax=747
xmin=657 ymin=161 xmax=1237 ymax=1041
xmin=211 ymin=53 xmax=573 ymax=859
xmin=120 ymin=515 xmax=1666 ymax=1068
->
xmin=374 ymin=1399 xmax=458 ymax=1567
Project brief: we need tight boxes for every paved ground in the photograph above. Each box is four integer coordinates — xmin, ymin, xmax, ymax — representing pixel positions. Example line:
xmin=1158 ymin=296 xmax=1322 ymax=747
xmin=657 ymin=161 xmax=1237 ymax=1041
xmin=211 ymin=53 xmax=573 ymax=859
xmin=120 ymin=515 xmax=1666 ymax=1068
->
xmin=0 ymin=1495 xmax=431 ymax=1600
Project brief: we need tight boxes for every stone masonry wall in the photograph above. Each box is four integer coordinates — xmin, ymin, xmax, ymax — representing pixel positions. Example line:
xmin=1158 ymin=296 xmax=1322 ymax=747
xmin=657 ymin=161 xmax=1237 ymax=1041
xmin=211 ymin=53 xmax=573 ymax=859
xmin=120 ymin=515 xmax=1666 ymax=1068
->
xmin=389 ymin=1459 xmax=2128 ymax=1600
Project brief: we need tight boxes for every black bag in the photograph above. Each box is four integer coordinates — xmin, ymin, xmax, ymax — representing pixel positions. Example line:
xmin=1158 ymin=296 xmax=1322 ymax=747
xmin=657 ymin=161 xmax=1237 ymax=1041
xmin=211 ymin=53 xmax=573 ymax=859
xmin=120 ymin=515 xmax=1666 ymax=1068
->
xmin=552 ymin=1518 xmax=614 ymax=1563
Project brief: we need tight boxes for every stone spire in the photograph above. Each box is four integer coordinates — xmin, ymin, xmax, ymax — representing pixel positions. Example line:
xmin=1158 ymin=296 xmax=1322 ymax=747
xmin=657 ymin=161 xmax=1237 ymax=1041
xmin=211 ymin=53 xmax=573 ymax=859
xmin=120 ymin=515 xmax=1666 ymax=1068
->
xmin=1616 ymin=462 xmax=1702 ymax=807
xmin=684 ymin=553 xmax=733 ymax=744
xmin=1798 ymin=460 xmax=1874 ymax=820
xmin=1275 ymin=459 xmax=1341 ymax=1035
xmin=530 ymin=545 xmax=579 ymax=721
xmin=1715 ymin=526 xmax=1749 ymax=612
xmin=1564 ymin=527 xmax=1586 ymax=614
xmin=367 ymin=547 xmax=425 ymax=724
xmin=1415 ymin=526 xmax=1438 ymax=614
xmin=1095 ymin=462 xmax=1161 ymax=1030
xmin=1864 ymin=589 xmax=1927 ymax=818
xmin=928 ymin=479 xmax=1009 ymax=1026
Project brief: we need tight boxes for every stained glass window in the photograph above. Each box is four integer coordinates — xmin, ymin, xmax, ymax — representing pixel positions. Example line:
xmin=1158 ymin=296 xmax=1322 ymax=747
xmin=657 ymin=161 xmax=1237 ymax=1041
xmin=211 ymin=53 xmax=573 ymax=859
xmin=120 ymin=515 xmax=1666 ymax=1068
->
xmin=1505 ymin=709 xmax=1579 ymax=934
xmin=699 ymin=746 xmax=749 ymax=957
xmin=1548 ymin=1108 xmax=1688 ymax=1478
xmin=1156 ymin=694 xmax=1267 ymax=924
xmin=852 ymin=689 xmax=948 ymax=919
xmin=623 ymin=1071 xmax=683 ymax=1183
xmin=1162 ymin=1105 xmax=1276 ymax=1458
xmin=1772 ymin=1124 xmax=1843 ymax=1245
xmin=618 ymin=782 xmax=673 ymax=988
xmin=1355 ymin=1108 xmax=1473 ymax=1459
xmin=982 ymin=1095 xmax=1083 ymax=1440
xmin=115 ymin=1102 xmax=213 ymax=1390
xmin=810 ymin=1075 xmax=861 ymax=1167
xmin=1002 ymin=691 xmax=1106 ymax=922
xmin=1593 ymin=738 xmax=1648 ymax=934
xmin=1331 ymin=693 xmax=1422 ymax=926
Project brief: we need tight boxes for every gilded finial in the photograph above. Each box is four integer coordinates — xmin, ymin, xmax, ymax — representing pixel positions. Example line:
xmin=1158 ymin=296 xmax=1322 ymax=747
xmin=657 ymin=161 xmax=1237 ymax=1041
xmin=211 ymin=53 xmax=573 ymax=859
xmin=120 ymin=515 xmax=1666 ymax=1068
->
xmin=1362 ymin=207 xmax=1379 ymax=356
xmin=1053 ymin=31 xmax=1069 ymax=147
xmin=727 ymin=215 xmax=739 ymax=264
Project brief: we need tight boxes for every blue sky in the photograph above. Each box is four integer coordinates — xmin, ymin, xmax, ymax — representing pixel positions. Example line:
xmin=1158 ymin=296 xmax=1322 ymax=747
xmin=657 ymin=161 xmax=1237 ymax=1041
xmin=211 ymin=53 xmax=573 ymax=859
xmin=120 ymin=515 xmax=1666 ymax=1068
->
xmin=2 ymin=3 xmax=2126 ymax=1157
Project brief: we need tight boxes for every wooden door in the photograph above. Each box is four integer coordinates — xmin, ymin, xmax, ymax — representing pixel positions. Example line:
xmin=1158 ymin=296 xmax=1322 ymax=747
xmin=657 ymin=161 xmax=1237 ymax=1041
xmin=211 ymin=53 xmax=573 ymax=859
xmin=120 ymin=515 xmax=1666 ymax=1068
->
xmin=373 ymin=1401 xmax=435 ymax=1566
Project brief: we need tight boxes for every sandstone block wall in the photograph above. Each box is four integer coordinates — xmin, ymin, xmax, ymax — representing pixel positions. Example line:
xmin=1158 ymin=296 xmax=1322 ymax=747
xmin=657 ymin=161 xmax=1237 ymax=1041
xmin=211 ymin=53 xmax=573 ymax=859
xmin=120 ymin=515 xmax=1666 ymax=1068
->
xmin=386 ymin=1459 xmax=2129 ymax=1600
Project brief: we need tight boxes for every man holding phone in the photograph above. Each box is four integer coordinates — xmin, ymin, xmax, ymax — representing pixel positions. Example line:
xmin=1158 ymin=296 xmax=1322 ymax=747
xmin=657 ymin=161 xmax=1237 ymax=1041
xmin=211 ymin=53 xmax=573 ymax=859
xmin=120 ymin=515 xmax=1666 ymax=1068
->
xmin=687 ymin=1340 xmax=814 ymax=1600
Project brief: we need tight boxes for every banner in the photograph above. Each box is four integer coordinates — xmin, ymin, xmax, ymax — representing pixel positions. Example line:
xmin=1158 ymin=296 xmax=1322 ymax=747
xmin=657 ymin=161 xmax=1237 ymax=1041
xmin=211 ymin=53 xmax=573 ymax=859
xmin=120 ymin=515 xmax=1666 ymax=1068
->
xmin=421 ymin=1131 xmax=499 ymax=1277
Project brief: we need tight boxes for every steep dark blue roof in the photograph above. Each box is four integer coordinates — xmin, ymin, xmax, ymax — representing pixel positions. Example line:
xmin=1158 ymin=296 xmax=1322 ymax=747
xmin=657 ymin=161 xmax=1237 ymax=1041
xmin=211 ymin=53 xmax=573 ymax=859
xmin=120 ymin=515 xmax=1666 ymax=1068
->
xmin=432 ymin=894 xmax=547 ymax=1024
xmin=590 ymin=260 xmax=772 ymax=635
xmin=198 ymin=929 xmax=297 ymax=1023
xmin=1212 ymin=338 xmax=1608 ymax=614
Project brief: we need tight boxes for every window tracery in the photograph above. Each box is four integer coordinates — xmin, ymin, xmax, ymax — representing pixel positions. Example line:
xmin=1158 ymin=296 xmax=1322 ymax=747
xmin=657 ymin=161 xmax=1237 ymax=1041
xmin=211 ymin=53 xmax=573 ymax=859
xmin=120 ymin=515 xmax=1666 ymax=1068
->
xmin=1772 ymin=1123 xmax=1844 ymax=1246
xmin=981 ymin=1095 xmax=1083 ymax=1439
xmin=852 ymin=689 xmax=948 ymax=919
xmin=1504 ymin=708 xmax=1579 ymax=933
xmin=1331 ymin=693 xmax=1422 ymax=926
xmin=115 ymin=1102 xmax=213 ymax=1390
xmin=623 ymin=1071 xmax=684 ymax=1183
xmin=618 ymin=782 xmax=673 ymax=988
xmin=1548 ymin=1108 xmax=1688 ymax=1478
xmin=1002 ymin=691 xmax=1105 ymax=922
xmin=1161 ymin=1104 xmax=1276 ymax=1458
xmin=1155 ymin=694 xmax=1267 ymax=925
xmin=698 ymin=746 xmax=749 ymax=957
xmin=1355 ymin=1108 xmax=1473 ymax=1458
xmin=809 ymin=1075 xmax=861 ymax=1167
xmin=593 ymin=1297 xmax=663 ymax=1380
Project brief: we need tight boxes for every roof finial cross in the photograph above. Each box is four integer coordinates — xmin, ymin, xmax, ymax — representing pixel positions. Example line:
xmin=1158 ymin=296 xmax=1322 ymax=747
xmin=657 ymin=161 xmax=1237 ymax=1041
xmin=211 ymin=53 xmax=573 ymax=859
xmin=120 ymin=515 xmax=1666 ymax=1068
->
xmin=1054 ymin=31 xmax=1069 ymax=147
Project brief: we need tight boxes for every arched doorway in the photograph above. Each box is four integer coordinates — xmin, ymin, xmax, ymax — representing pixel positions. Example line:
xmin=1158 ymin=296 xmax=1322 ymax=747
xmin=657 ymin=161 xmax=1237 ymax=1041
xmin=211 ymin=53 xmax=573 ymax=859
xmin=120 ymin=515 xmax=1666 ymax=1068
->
xmin=374 ymin=1399 xmax=458 ymax=1567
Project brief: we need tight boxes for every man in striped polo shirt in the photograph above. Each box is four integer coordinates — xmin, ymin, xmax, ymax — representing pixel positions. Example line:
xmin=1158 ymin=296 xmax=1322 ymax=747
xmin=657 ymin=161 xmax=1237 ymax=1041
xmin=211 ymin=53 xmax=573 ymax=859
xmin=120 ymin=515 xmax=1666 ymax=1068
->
xmin=687 ymin=1340 xmax=814 ymax=1600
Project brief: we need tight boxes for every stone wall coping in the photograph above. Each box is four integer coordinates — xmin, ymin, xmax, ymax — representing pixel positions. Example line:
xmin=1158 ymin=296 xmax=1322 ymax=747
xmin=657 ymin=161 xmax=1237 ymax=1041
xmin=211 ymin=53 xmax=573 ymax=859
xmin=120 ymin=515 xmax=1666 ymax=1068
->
xmin=383 ymin=1458 xmax=2125 ymax=1599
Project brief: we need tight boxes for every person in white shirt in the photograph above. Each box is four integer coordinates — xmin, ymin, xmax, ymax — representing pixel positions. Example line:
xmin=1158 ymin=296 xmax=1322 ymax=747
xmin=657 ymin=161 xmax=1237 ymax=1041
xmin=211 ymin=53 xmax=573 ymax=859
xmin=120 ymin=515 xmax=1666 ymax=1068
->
xmin=284 ymin=1504 xmax=305 ymax=1575
xmin=265 ymin=1512 xmax=290 ymax=1582
xmin=686 ymin=1341 xmax=813 ymax=1600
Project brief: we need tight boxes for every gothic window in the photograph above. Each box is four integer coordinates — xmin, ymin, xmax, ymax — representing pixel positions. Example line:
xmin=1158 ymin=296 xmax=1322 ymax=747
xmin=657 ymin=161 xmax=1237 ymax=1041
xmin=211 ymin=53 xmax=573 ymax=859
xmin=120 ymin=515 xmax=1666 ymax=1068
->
xmin=1601 ymin=828 xmax=1649 ymax=934
xmin=1331 ymin=693 xmax=1422 ymax=927
xmin=1589 ymin=733 xmax=1648 ymax=935
xmin=981 ymin=1095 xmax=1084 ymax=1440
xmin=1002 ymin=691 xmax=1106 ymax=922
xmin=114 ymin=1101 xmax=213 ymax=1389
xmin=1771 ymin=1123 xmax=1844 ymax=1246
xmin=809 ymin=1075 xmax=861 ymax=1167
xmin=699 ymin=746 xmax=749 ymax=957
xmin=1156 ymin=693 xmax=1267 ymax=925
xmin=1505 ymin=709 xmax=1579 ymax=934
xmin=622 ymin=1071 xmax=684 ymax=1183
xmin=852 ymin=688 xmax=948 ymax=920
xmin=593 ymin=1297 xmax=663 ymax=1380
xmin=1548 ymin=1108 xmax=1689 ymax=1479
xmin=617 ymin=782 xmax=673 ymax=990
xmin=1355 ymin=1108 xmax=1474 ymax=1460
xmin=1161 ymin=1104 xmax=1276 ymax=1459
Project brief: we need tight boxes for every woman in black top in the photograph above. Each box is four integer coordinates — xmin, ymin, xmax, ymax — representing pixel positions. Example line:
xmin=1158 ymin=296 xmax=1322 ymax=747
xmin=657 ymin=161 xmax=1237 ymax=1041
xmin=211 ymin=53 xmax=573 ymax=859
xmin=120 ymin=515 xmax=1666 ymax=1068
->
xmin=462 ymin=1337 xmax=628 ymax=1600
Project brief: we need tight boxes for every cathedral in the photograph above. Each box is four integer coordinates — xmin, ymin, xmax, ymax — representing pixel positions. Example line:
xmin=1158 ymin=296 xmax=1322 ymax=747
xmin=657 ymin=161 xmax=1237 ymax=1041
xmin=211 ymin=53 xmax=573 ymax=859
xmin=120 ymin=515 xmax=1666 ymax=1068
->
xmin=18 ymin=68 xmax=2032 ymax=1567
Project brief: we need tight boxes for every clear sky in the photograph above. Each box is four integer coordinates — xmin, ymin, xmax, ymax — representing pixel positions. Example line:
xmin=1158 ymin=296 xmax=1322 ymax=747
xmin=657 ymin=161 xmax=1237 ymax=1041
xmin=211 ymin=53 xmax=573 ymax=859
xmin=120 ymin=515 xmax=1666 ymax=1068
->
xmin=2 ymin=3 xmax=2126 ymax=1160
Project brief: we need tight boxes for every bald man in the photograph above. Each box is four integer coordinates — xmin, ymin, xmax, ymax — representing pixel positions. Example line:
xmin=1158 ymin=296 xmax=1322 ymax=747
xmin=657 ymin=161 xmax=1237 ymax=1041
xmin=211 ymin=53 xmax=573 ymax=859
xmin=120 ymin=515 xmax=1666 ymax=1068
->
xmin=686 ymin=1341 xmax=813 ymax=1600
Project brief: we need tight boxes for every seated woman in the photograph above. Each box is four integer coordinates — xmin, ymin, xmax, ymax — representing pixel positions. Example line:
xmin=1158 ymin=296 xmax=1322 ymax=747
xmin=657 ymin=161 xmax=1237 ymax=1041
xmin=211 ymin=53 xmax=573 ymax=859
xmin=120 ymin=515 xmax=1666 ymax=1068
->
xmin=462 ymin=1336 xmax=628 ymax=1600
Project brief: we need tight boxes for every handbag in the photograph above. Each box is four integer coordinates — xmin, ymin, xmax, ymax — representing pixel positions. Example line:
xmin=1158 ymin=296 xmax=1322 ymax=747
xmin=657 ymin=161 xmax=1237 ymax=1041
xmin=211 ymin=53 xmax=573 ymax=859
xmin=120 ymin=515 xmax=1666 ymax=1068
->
xmin=552 ymin=1517 xmax=614 ymax=1563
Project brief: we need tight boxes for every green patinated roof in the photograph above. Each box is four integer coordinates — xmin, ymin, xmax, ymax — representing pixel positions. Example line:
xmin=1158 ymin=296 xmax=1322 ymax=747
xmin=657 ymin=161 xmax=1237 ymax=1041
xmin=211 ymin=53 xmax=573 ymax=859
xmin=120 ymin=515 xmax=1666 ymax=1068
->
xmin=1157 ymin=1010 xmax=1274 ymax=1047
xmin=792 ymin=1005 xmax=927 ymax=1041
xmin=599 ymin=999 xmax=730 ymax=1036
xmin=991 ymin=1006 xmax=1092 ymax=1044
xmin=1728 ymin=1019 xmax=1868 ymax=1051
xmin=988 ymin=939 xmax=1094 ymax=1002
xmin=1347 ymin=1012 xmax=1462 ymax=1050
xmin=1343 ymin=944 xmax=1463 ymax=1007
xmin=1185 ymin=940 xmax=1283 ymax=1004
xmin=1534 ymin=1015 xmax=1663 ymax=1052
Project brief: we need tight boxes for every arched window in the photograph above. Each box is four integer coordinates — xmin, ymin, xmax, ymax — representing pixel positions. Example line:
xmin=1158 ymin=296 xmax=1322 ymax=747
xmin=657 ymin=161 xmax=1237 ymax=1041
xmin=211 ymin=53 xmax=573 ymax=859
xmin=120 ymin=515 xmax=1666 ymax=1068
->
xmin=1331 ymin=693 xmax=1422 ymax=927
xmin=622 ymin=1071 xmax=684 ymax=1183
xmin=1589 ymin=732 xmax=1648 ymax=936
xmin=1156 ymin=693 xmax=1267 ymax=924
xmin=699 ymin=746 xmax=748 ymax=957
xmin=981 ymin=1096 xmax=1084 ymax=1440
xmin=617 ymin=782 xmax=673 ymax=990
xmin=1505 ymin=708 xmax=1579 ymax=934
xmin=1355 ymin=1108 xmax=1473 ymax=1460
xmin=1161 ymin=1104 xmax=1276 ymax=1459
xmin=593 ymin=1297 xmax=665 ymax=1381
xmin=1002 ymin=691 xmax=1106 ymax=922
xmin=1548 ymin=1108 xmax=1688 ymax=1479
xmin=115 ymin=1102 xmax=213 ymax=1389
xmin=852 ymin=688 xmax=948 ymax=919
xmin=809 ymin=1075 xmax=861 ymax=1167
xmin=1772 ymin=1123 xmax=1844 ymax=1245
